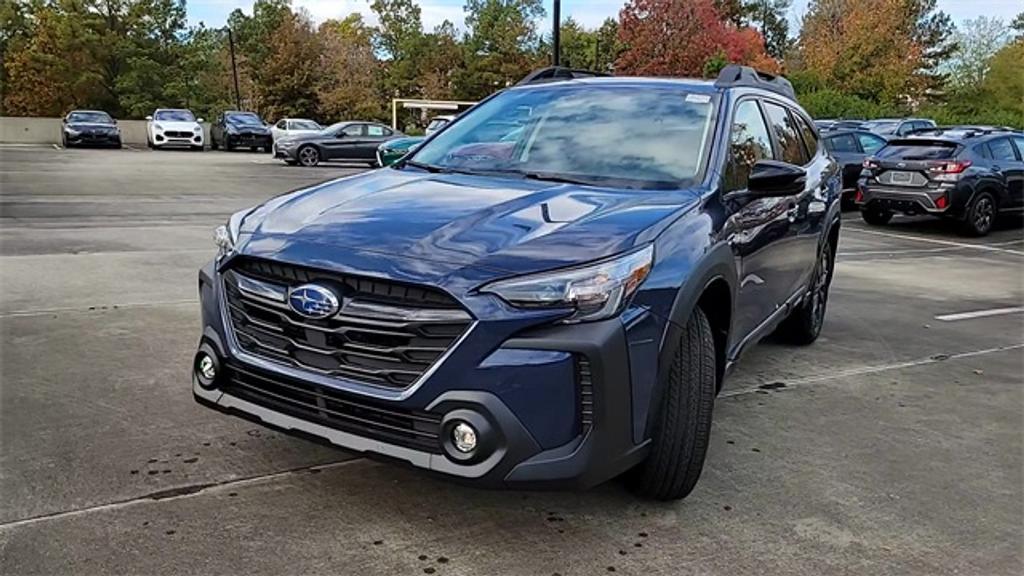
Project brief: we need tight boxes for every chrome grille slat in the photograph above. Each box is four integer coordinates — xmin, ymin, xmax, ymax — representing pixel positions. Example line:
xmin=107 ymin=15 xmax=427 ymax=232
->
xmin=222 ymin=259 xmax=471 ymax=389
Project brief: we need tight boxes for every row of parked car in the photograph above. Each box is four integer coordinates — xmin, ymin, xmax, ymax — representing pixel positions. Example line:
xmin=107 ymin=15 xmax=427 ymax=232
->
xmin=60 ymin=105 xmax=1022 ymax=236
xmin=59 ymin=108 xmax=455 ymax=165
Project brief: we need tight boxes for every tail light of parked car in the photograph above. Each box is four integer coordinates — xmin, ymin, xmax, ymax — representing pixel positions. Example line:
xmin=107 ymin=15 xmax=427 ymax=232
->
xmin=928 ymin=160 xmax=971 ymax=182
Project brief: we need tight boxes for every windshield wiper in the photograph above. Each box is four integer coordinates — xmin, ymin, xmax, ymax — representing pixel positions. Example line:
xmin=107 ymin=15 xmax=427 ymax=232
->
xmin=518 ymin=171 xmax=602 ymax=186
xmin=403 ymin=160 xmax=448 ymax=173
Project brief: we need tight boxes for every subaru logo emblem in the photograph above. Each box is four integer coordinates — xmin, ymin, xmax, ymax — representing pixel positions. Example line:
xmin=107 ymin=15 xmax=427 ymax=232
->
xmin=288 ymin=284 xmax=340 ymax=319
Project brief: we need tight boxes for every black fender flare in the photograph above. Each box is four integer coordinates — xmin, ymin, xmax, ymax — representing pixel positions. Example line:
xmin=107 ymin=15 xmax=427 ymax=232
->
xmin=642 ymin=242 xmax=737 ymax=439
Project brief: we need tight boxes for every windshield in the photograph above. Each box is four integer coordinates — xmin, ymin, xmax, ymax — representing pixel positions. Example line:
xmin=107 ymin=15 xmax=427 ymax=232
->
xmin=877 ymin=140 xmax=960 ymax=160
xmin=427 ymin=118 xmax=449 ymax=130
xmin=154 ymin=110 xmax=196 ymax=122
xmin=864 ymin=121 xmax=898 ymax=134
xmin=227 ymin=113 xmax=263 ymax=125
xmin=409 ymin=86 xmax=716 ymax=189
xmin=68 ymin=111 xmax=113 ymax=124
xmin=292 ymin=120 xmax=321 ymax=130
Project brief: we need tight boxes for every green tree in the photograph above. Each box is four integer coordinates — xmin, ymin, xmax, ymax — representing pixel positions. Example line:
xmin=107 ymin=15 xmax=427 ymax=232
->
xmin=418 ymin=21 xmax=464 ymax=100
xmin=460 ymin=0 xmax=546 ymax=98
xmin=979 ymin=41 xmax=1024 ymax=124
xmin=371 ymin=0 xmax=424 ymax=98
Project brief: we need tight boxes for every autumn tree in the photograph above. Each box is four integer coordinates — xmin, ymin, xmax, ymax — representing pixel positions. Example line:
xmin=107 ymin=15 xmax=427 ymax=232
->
xmin=317 ymin=14 xmax=384 ymax=122
xmin=616 ymin=0 xmax=779 ymax=77
xmin=255 ymin=9 xmax=321 ymax=119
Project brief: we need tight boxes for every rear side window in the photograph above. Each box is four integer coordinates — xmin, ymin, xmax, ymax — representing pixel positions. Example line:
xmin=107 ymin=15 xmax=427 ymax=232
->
xmin=825 ymin=134 xmax=858 ymax=153
xmin=724 ymin=100 xmax=774 ymax=192
xmin=367 ymin=125 xmax=388 ymax=137
xmin=763 ymin=102 xmax=809 ymax=165
xmin=987 ymin=138 xmax=1018 ymax=161
xmin=857 ymin=133 xmax=886 ymax=154
xmin=877 ymin=140 xmax=959 ymax=160
xmin=1012 ymin=136 xmax=1024 ymax=159
xmin=793 ymin=114 xmax=819 ymax=158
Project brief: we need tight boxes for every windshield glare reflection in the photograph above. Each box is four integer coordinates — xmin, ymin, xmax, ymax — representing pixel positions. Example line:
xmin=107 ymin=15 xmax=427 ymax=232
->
xmin=409 ymin=86 xmax=715 ymax=190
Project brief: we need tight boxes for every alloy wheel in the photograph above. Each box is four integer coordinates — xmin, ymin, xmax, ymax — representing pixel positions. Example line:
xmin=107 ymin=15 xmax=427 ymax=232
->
xmin=299 ymin=146 xmax=319 ymax=167
xmin=809 ymin=245 xmax=831 ymax=331
xmin=973 ymin=197 xmax=994 ymax=233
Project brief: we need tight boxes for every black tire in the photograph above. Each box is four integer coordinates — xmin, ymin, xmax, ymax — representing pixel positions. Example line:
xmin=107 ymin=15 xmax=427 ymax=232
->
xmin=225 ymin=138 xmax=234 ymax=152
xmin=147 ymin=139 xmax=154 ymax=149
xmin=284 ymin=159 xmax=298 ymax=166
xmin=250 ymin=146 xmax=258 ymax=152
xmin=960 ymin=191 xmax=996 ymax=237
xmin=776 ymin=239 xmax=833 ymax=345
xmin=628 ymin=307 xmax=716 ymax=501
xmin=191 ymin=145 xmax=204 ymax=151
xmin=211 ymin=138 xmax=219 ymax=151
xmin=297 ymin=145 xmax=320 ymax=167
xmin=61 ymin=134 xmax=69 ymax=148
xmin=860 ymin=205 xmax=893 ymax=225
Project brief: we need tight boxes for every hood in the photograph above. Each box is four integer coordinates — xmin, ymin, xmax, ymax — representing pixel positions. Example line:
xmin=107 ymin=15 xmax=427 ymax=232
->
xmin=228 ymin=123 xmax=269 ymax=134
xmin=235 ymin=168 xmax=701 ymax=288
xmin=153 ymin=120 xmax=200 ymax=130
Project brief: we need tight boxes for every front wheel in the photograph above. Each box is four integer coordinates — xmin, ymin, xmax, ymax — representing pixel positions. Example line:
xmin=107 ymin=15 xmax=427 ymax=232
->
xmin=860 ymin=205 xmax=893 ymax=225
xmin=628 ymin=307 xmax=716 ymax=501
xmin=297 ymin=145 xmax=320 ymax=167
xmin=960 ymin=191 xmax=996 ymax=236
xmin=776 ymin=239 xmax=833 ymax=345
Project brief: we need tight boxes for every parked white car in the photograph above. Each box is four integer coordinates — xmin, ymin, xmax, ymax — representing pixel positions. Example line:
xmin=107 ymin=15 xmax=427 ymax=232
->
xmin=271 ymin=118 xmax=323 ymax=143
xmin=146 ymin=109 xmax=204 ymax=150
xmin=425 ymin=114 xmax=455 ymax=136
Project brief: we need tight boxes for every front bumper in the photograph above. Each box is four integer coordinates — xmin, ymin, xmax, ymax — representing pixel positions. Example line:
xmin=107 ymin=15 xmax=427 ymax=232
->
xmin=66 ymin=132 xmax=121 ymax=146
xmin=228 ymin=133 xmax=272 ymax=148
xmin=193 ymin=260 xmax=649 ymax=489
xmin=154 ymin=132 xmax=203 ymax=147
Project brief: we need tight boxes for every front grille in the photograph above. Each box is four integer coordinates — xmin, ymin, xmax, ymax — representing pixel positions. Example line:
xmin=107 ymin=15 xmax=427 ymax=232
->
xmin=223 ymin=362 xmax=442 ymax=452
xmin=165 ymin=131 xmax=193 ymax=138
xmin=223 ymin=257 xmax=472 ymax=389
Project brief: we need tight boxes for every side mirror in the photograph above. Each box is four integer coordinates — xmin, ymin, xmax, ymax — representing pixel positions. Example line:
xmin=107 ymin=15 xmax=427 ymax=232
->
xmin=197 ymin=117 xmax=205 ymax=123
xmin=145 ymin=115 xmax=153 ymax=121
xmin=745 ymin=160 xmax=806 ymax=197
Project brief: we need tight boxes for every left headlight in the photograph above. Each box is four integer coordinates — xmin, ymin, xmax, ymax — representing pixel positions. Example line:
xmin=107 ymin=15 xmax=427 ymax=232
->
xmin=480 ymin=245 xmax=654 ymax=323
xmin=214 ymin=209 xmax=249 ymax=258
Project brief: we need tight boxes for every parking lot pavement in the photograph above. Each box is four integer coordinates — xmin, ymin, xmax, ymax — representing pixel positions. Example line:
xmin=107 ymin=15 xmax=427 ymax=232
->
xmin=1 ymin=147 xmax=1022 ymax=575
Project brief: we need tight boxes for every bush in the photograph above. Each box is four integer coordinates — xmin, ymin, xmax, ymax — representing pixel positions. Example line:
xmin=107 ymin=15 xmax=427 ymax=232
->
xmin=796 ymin=89 xmax=894 ymax=120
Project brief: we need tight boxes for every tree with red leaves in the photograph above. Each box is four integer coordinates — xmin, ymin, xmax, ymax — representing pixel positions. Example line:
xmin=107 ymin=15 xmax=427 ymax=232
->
xmin=615 ymin=0 xmax=780 ymax=77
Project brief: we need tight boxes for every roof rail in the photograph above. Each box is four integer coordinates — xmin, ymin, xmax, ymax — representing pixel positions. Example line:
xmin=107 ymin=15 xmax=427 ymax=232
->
xmin=516 ymin=66 xmax=610 ymax=86
xmin=906 ymin=125 xmax=1021 ymax=138
xmin=714 ymin=65 xmax=795 ymax=100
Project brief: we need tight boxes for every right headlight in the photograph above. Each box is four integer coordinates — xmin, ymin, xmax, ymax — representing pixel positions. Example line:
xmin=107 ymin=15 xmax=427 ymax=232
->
xmin=213 ymin=209 xmax=250 ymax=259
xmin=480 ymin=245 xmax=654 ymax=323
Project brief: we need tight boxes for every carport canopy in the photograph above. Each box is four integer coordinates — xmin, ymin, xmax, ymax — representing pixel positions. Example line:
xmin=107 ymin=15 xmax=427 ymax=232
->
xmin=391 ymin=98 xmax=477 ymax=130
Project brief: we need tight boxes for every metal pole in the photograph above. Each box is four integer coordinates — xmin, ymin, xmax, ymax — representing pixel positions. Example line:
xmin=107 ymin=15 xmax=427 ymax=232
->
xmin=552 ymin=0 xmax=560 ymax=66
xmin=228 ymin=28 xmax=241 ymax=110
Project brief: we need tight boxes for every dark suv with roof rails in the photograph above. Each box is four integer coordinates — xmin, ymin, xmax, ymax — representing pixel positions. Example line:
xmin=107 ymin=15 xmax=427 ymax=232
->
xmin=192 ymin=66 xmax=841 ymax=501
xmin=857 ymin=127 xmax=1024 ymax=236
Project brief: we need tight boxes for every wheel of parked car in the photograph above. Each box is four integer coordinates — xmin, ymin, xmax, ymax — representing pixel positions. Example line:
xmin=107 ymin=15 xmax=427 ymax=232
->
xmin=297 ymin=145 xmax=320 ymax=167
xmin=776 ymin=239 xmax=833 ymax=345
xmin=860 ymin=206 xmax=893 ymax=226
xmin=961 ymin=191 xmax=997 ymax=237
xmin=627 ymin=306 xmax=716 ymax=501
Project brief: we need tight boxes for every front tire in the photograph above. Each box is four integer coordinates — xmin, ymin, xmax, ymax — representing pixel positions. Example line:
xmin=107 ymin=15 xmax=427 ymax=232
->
xmin=628 ymin=307 xmax=716 ymax=501
xmin=960 ymin=191 xmax=996 ymax=236
xmin=776 ymin=239 xmax=833 ymax=345
xmin=860 ymin=205 xmax=893 ymax=225
xmin=297 ymin=145 xmax=320 ymax=167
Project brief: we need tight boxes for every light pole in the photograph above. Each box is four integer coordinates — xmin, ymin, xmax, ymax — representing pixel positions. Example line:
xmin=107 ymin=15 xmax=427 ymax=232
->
xmin=227 ymin=27 xmax=241 ymax=110
xmin=552 ymin=0 xmax=560 ymax=66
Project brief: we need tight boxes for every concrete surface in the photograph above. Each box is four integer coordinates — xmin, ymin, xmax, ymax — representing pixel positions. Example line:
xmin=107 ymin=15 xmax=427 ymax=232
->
xmin=1 ymin=117 xmax=210 ymax=146
xmin=1 ymin=146 xmax=1022 ymax=575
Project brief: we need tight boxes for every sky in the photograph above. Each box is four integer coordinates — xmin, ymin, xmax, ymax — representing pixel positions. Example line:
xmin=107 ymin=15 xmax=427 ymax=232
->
xmin=186 ymin=0 xmax=1023 ymax=32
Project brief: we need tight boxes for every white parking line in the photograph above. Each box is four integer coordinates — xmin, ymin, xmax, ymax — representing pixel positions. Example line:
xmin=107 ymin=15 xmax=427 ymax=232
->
xmin=935 ymin=307 xmax=1024 ymax=322
xmin=845 ymin=227 xmax=1024 ymax=256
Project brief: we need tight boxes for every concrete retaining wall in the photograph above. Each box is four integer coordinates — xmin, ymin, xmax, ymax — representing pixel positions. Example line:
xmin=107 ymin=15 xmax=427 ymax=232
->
xmin=1 ymin=117 xmax=211 ymax=145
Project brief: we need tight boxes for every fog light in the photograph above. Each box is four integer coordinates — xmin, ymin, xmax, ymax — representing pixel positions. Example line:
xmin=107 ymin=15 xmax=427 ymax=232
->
xmin=451 ymin=422 xmax=477 ymax=453
xmin=194 ymin=345 xmax=221 ymax=389
xmin=198 ymin=355 xmax=216 ymax=380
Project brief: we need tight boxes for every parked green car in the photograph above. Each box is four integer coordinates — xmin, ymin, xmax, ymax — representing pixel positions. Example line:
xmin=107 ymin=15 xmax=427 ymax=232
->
xmin=376 ymin=136 xmax=424 ymax=167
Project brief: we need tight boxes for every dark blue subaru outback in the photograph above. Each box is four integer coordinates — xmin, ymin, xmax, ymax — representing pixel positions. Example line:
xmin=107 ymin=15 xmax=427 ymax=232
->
xmin=193 ymin=66 xmax=841 ymax=500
